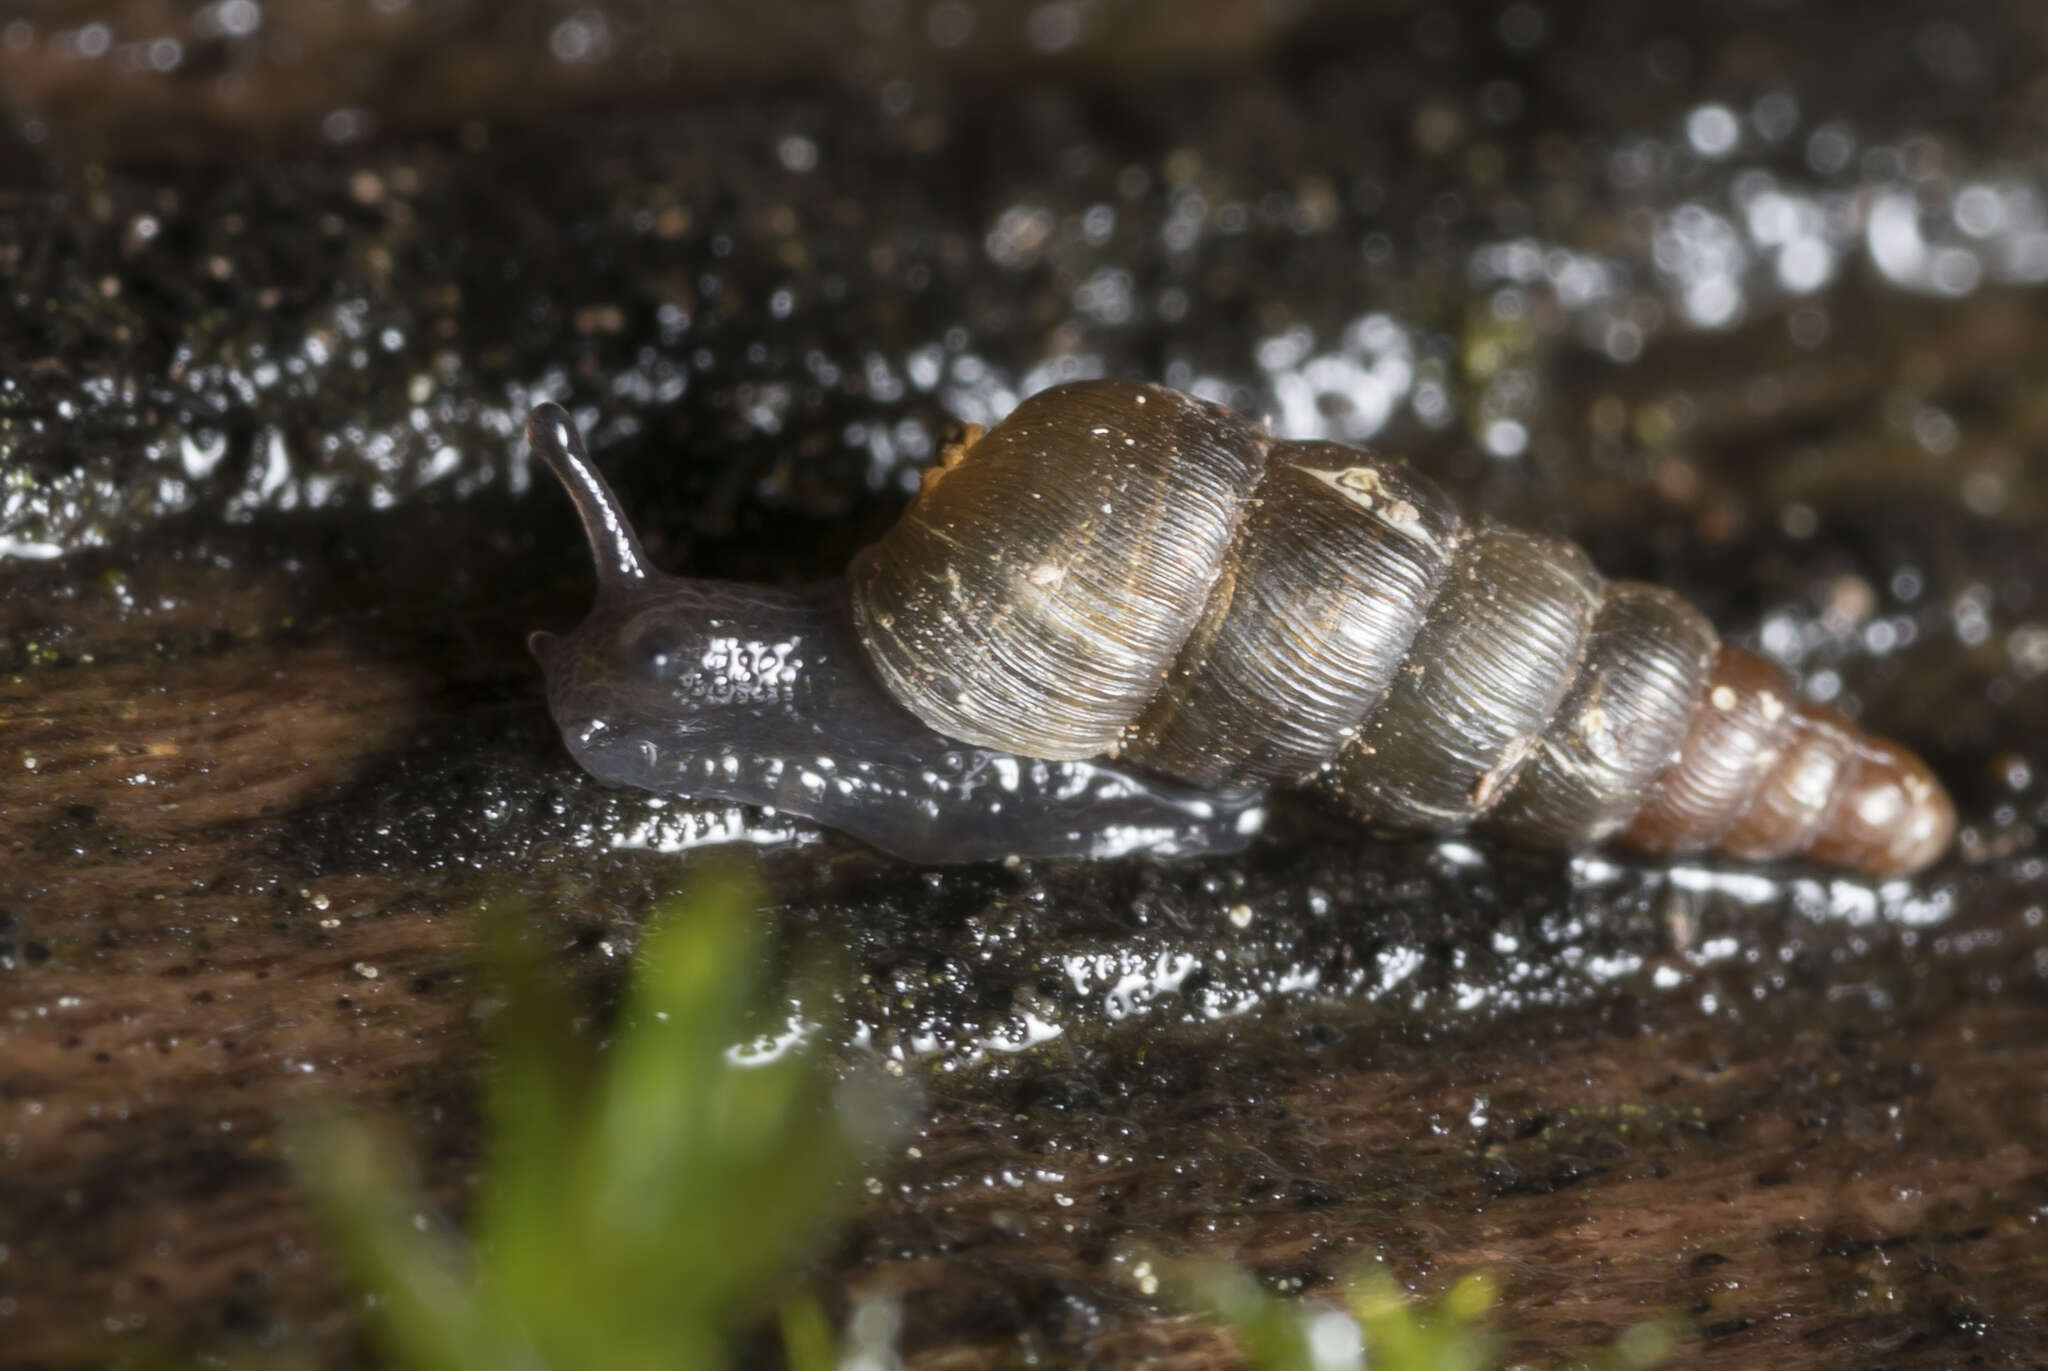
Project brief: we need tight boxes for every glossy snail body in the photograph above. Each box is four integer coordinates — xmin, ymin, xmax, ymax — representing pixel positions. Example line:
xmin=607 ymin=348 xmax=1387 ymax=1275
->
xmin=526 ymin=381 xmax=1954 ymax=874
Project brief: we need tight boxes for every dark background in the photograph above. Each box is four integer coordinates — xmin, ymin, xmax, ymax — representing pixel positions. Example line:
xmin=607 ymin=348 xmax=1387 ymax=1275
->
xmin=2 ymin=2 xmax=2046 ymax=1367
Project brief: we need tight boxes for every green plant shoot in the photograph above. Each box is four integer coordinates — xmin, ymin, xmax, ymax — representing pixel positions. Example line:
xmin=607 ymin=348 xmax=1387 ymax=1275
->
xmin=291 ymin=864 xmax=884 ymax=1371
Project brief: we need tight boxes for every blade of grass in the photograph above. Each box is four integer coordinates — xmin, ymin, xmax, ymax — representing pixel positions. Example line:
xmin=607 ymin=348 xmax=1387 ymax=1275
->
xmin=469 ymin=901 xmax=599 ymax=1322
xmin=292 ymin=1113 xmax=544 ymax=1371
xmin=291 ymin=861 xmax=888 ymax=1371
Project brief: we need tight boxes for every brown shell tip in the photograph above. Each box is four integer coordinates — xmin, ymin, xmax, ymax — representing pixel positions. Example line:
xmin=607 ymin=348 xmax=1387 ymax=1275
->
xmin=1804 ymin=738 xmax=1956 ymax=877
xmin=1873 ymin=745 xmax=1957 ymax=876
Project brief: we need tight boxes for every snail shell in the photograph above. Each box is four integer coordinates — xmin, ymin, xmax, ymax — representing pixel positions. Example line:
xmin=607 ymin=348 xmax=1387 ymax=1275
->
xmin=528 ymin=381 xmax=1954 ymax=875
xmin=846 ymin=381 xmax=1952 ymax=875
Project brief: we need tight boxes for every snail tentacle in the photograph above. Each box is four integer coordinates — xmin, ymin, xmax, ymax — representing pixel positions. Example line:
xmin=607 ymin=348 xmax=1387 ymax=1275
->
xmin=527 ymin=401 xmax=653 ymax=590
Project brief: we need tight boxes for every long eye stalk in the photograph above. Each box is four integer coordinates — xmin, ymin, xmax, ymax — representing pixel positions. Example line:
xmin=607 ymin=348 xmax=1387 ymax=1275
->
xmin=527 ymin=402 xmax=652 ymax=589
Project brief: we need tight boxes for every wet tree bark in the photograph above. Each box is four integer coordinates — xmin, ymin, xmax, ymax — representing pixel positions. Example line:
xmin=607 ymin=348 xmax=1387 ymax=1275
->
xmin=4 ymin=411 xmax=2044 ymax=1371
xmin=6 ymin=3 xmax=2048 ymax=1368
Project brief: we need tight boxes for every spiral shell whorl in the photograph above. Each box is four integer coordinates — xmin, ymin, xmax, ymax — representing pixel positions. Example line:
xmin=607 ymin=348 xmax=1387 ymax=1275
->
xmin=1483 ymin=582 xmax=1718 ymax=848
xmin=848 ymin=380 xmax=1954 ymax=875
xmin=1326 ymin=522 xmax=1601 ymax=826
xmin=1126 ymin=444 xmax=1466 ymax=787
xmin=850 ymin=381 xmax=1268 ymax=760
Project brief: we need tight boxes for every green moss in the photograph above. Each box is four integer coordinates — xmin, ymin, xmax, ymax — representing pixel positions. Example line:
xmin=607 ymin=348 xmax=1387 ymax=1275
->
xmin=1170 ymin=1259 xmax=1678 ymax=1371
xmin=291 ymin=862 xmax=887 ymax=1371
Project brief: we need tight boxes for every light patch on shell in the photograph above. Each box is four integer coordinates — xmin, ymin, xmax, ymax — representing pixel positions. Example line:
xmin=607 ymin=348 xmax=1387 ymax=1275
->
xmin=1758 ymin=690 xmax=1786 ymax=722
xmin=1856 ymin=780 xmax=1904 ymax=827
xmin=1784 ymin=750 xmax=1839 ymax=806
xmin=1300 ymin=465 xmax=1438 ymax=548
xmin=1026 ymin=562 xmax=1066 ymax=588
xmin=1572 ymin=701 xmax=1624 ymax=766
xmin=1710 ymin=684 xmax=1739 ymax=711
xmin=1895 ymin=772 xmax=1942 ymax=854
xmin=1471 ymin=735 xmax=1538 ymax=809
xmin=1308 ymin=465 xmax=1380 ymax=508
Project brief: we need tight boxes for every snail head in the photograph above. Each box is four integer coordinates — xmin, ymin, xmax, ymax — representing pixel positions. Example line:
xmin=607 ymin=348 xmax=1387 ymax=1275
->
xmin=524 ymin=403 xmax=821 ymax=799
xmin=524 ymin=403 xmax=719 ymax=784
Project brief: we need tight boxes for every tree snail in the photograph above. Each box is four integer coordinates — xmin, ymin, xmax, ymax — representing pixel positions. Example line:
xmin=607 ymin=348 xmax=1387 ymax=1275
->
xmin=524 ymin=381 xmax=1954 ymax=874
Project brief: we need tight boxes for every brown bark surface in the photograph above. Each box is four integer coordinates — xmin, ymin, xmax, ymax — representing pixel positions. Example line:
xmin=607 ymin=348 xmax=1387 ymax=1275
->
xmin=2 ymin=547 xmax=2042 ymax=1368
xmin=5 ymin=3 xmax=2048 ymax=1367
